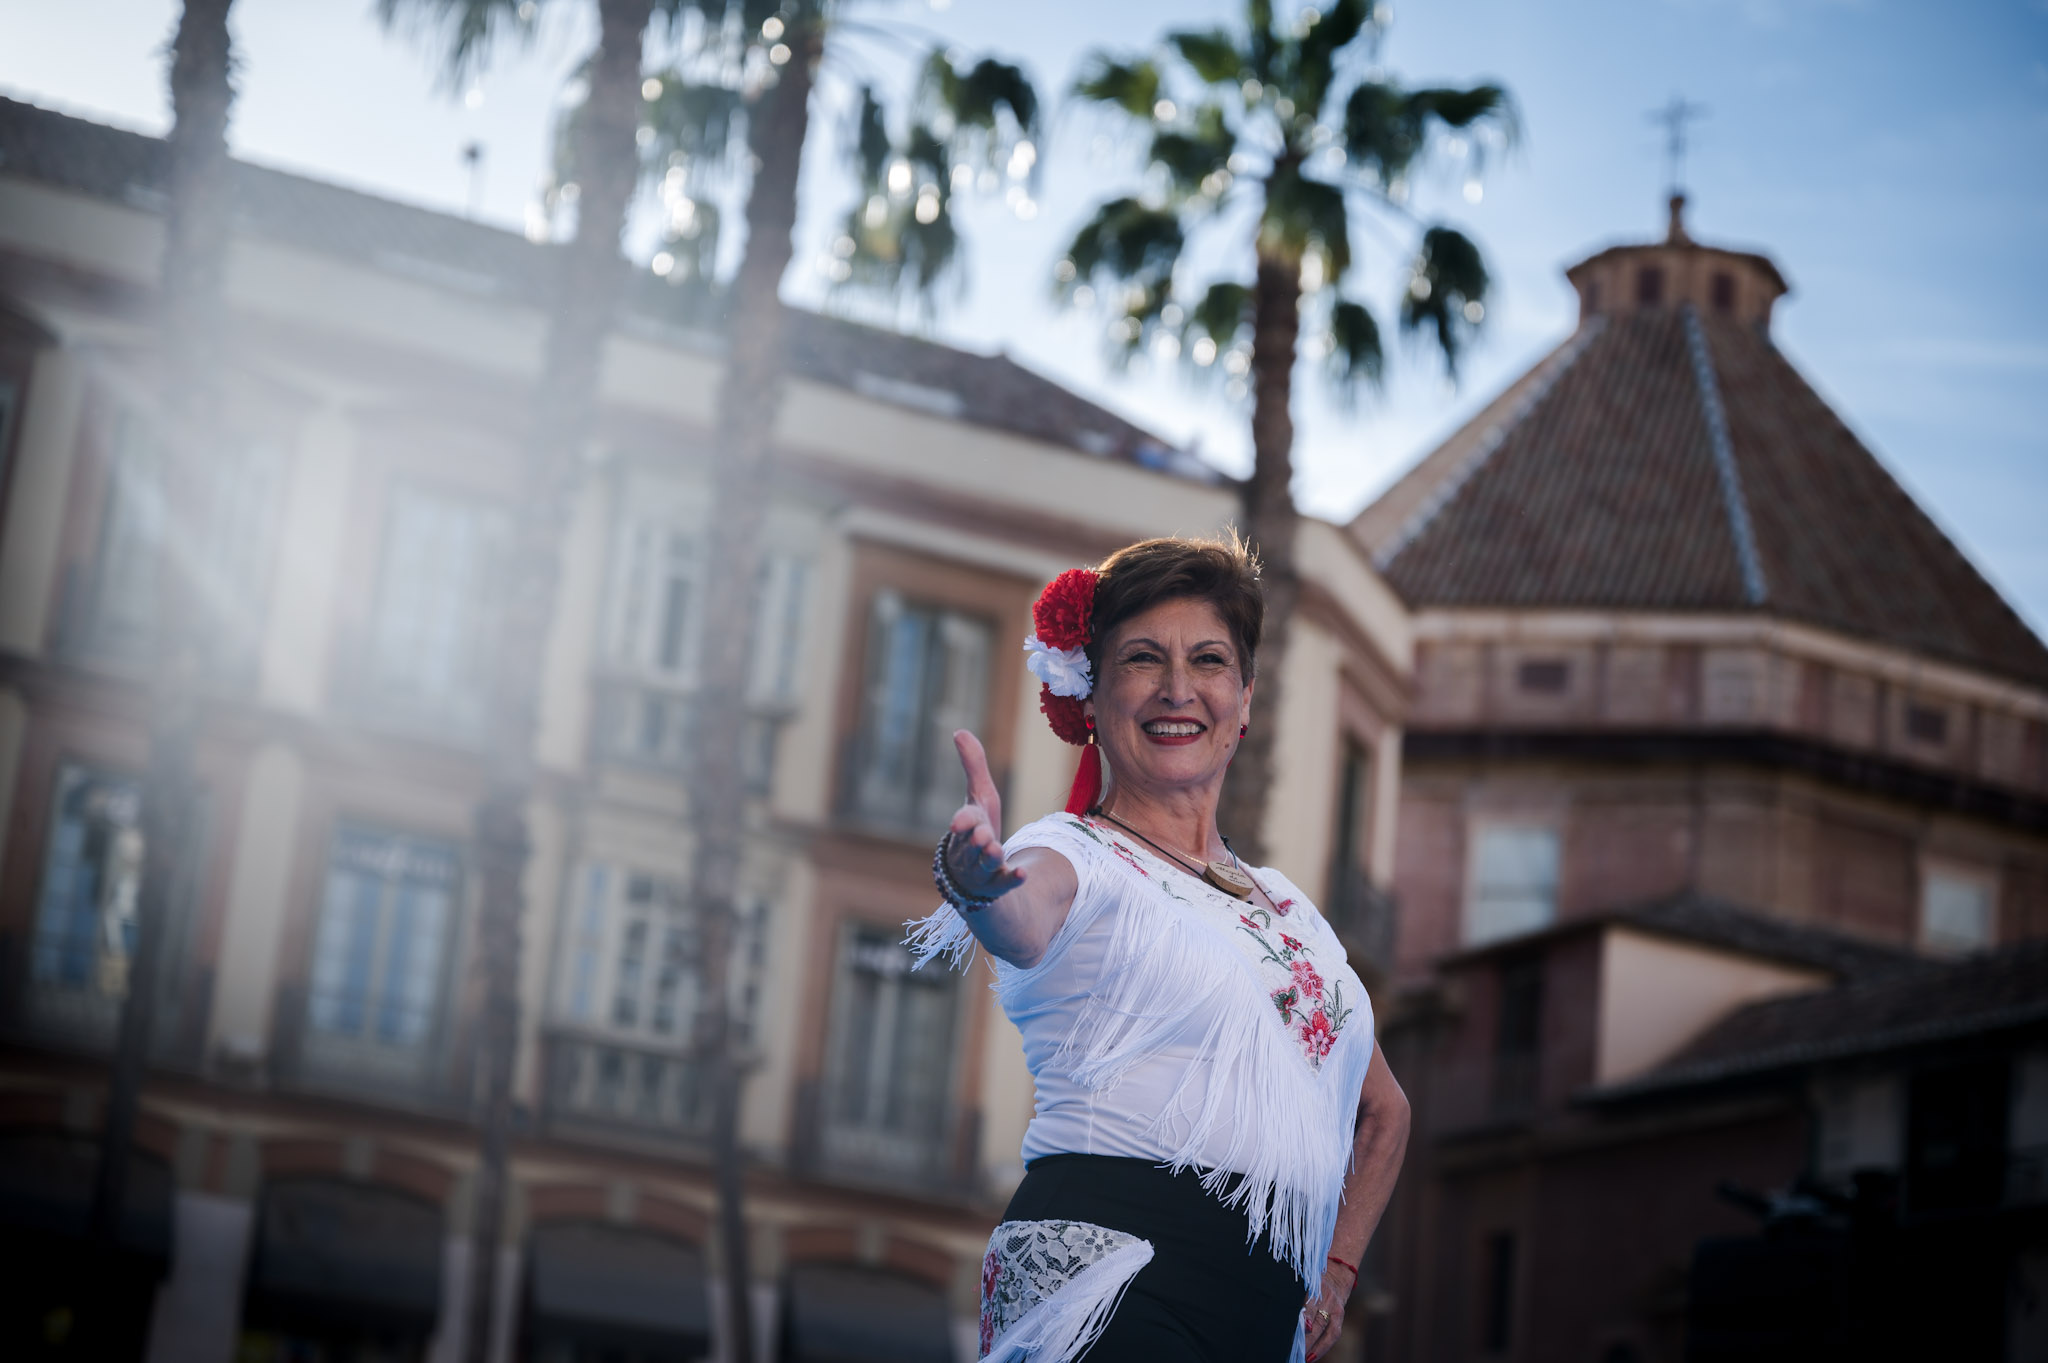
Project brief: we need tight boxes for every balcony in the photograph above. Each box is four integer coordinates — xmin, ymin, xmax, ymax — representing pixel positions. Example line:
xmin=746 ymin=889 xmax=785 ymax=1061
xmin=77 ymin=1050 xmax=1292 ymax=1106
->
xmin=1327 ymin=865 xmax=1398 ymax=982
xmin=538 ymin=1026 xmax=713 ymax=1146
xmin=589 ymin=674 xmax=789 ymax=792
xmin=787 ymin=1077 xmax=976 ymax=1198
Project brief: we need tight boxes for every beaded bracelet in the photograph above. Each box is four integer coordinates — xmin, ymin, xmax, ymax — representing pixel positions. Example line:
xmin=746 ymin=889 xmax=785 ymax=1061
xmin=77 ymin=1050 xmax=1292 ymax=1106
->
xmin=932 ymin=832 xmax=1001 ymax=912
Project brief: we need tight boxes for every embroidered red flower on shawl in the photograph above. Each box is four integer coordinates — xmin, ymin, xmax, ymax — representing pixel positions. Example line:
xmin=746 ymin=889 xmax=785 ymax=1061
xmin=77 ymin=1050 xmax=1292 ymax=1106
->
xmin=1290 ymin=959 xmax=1324 ymax=1000
xmin=979 ymin=1246 xmax=1002 ymax=1354
xmin=1299 ymin=1009 xmax=1337 ymax=1060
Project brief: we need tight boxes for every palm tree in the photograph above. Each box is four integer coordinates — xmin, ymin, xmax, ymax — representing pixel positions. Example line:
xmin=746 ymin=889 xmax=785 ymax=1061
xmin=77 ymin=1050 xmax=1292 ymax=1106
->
xmin=1062 ymin=0 xmax=1515 ymax=861
xmin=383 ymin=5 xmax=1034 ymax=1358
xmin=89 ymin=0 xmax=237 ymax=1259
xmin=628 ymin=14 xmax=1033 ymax=1359
xmin=377 ymin=3 xmax=651 ymax=1360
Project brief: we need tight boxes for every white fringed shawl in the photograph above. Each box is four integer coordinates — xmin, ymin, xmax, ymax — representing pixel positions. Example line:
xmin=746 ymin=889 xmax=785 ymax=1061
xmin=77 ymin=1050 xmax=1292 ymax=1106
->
xmin=908 ymin=813 xmax=1375 ymax=1358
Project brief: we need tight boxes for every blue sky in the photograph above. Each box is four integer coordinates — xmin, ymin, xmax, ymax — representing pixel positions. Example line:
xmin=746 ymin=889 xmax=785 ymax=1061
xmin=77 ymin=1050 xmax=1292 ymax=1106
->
xmin=5 ymin=0 xmax=2046 ymax=635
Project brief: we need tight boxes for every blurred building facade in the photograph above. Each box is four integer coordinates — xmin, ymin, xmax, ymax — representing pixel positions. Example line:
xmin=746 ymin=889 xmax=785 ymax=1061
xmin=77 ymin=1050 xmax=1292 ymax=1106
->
xmin=1353 ymin=200 xmax=2048 ymax=1361
xmin=0 ymin=99 xmax=1415 ymax=1363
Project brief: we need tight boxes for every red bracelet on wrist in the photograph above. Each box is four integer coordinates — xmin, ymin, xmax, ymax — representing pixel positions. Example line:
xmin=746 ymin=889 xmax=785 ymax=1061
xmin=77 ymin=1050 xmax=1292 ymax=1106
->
xmin=1327 ymin=1254 xmax=1358 ymax=1280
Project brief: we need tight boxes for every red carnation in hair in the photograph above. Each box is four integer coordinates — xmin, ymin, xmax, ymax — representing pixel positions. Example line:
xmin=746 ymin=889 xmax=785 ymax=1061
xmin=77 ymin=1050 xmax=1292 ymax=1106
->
xmin=1039 ymin=686 xmax=1092 ymax=746
xmin=1033 ymin=569 xmax=1098 ymax=652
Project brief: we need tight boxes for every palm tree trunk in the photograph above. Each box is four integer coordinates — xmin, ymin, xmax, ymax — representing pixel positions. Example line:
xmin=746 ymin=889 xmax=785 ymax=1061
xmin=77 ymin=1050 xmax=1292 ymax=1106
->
xmin=90 ymin=0 xmax=235 ymax=1256
xmin=463 ymin=3 xmax=651 ymax=1360
xmin=1216 ymin=248 xmax=1303 ymax=867
xmin=688 ymin=19 xmax=821 ymax=1363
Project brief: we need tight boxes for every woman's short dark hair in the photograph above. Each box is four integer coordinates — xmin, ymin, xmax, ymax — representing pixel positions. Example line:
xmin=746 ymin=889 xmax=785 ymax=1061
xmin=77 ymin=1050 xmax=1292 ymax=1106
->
xmin=1088 ymin=532 xmax=1264 ymax=683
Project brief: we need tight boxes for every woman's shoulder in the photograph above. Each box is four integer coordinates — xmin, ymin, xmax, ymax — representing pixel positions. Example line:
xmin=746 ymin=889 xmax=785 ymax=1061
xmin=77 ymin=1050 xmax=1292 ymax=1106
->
xmin=1252 ymin=865 xmax=1334 ymax=930
xmin=1004 ymin=811 xmax=1111 ymax=859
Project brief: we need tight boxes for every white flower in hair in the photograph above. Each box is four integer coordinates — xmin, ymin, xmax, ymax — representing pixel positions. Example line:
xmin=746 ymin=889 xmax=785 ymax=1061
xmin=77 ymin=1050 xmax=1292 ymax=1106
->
xmin=1023 ymin=633 xmax=1093 ymax=699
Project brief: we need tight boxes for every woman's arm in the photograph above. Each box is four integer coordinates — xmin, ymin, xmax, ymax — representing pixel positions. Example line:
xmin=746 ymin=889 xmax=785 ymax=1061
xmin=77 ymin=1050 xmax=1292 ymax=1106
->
xmin=939 ymin=730 xmax=1079 ymax=969
xmin=1305 ymin=1041 xmax=1412 ymax=1361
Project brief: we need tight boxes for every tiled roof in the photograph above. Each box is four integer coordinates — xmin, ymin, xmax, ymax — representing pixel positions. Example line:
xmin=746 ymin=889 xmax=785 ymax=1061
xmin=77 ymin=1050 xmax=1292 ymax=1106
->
xmin=1618 ymin=892 xmax=1931 ymax=983
xmin=0 ymin=96 xmax=1188 ymax=473
xmin=1596 ymin=937 xmax=2048 ymax=1100
xmin=1355 ymin=290 xmax=2048 ymax=688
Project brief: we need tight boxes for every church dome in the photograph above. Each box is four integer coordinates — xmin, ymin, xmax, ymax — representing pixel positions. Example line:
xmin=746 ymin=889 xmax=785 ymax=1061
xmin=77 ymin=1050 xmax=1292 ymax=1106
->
xmin=1351 ymin=202 xmax=2048 ymax=689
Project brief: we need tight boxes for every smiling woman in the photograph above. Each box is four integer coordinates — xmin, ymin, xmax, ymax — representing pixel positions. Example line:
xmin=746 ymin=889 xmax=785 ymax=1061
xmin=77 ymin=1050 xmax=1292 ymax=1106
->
xmin=908 ymin=534 xmax=1411 ymax=1363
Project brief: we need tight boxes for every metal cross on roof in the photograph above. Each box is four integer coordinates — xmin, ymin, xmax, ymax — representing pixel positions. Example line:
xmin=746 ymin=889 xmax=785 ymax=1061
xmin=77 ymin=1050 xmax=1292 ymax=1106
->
xmin=1648 ymin=96 xmax=1709 ymax=197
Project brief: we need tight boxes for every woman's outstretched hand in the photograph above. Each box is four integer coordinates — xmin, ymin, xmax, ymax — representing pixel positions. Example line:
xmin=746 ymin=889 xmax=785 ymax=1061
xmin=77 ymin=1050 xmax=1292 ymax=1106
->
xmin=943 ymin=730 xmax=1027 ymax=903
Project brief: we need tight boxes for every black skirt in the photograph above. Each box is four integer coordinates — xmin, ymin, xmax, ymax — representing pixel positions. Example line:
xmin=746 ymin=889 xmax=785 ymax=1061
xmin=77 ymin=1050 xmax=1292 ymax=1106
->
xmin=1000 ymin=1153 xmax=1307 ymax=1362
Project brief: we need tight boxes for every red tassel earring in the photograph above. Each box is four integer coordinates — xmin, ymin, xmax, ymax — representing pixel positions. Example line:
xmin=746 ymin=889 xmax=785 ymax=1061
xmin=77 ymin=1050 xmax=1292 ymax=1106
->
xmin=1064 ymin=719 xmax=1103 ymax=816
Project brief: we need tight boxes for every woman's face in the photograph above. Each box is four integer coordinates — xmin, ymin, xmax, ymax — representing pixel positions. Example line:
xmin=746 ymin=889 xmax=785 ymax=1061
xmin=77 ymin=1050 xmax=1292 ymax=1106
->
xmin=1085 ymin=595 xmax=1253 ymax=804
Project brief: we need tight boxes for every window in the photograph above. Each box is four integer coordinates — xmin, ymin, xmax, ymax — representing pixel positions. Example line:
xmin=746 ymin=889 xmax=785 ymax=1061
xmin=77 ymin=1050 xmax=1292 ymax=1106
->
xmin=190 ymin=438 xmax=289 ymax=673
xmin=847 ymin=591 xmax=992 ymax=834
xmin=548 ymin=862 xmax=767 ymax=1132
xmin=83 ymin=406 xmax=285 ymax=673
xmin=30 ymin=765 xmax=144 ymax=1014
xmin=1465 ymin=826 xmax=1559 ymax=946
xmin=1711 ymin=271 xmax=1736 ymax=313
xmin=607 ymin=520 xmax=699 ymax=680
xmin=367 ymin=485 xmax=507 ymax=727
xmin=595 ymin=509 xmax=810 ymax=778
xmin=821 ymin=924 xmax=960 ymax=1176
xmin=1636 ymin=266 xmax=1665 ymax=306
xmin=89 ymin=408 xmax=167 ymax=655
xmin=1922 ymin=871 xmax=1994 ymax=955
xmin=1492 ymin=955 xmax=1543 ymax=1115
xmin=1480 ymin=1229 xmax=1517 ymax=1354
xmin=1904 ymin=702 xmax=1948 ymax=745
xmin=1515 ymin=659 xmax=1569 ymax=694
xmin=1327 ymin=739 xmax=1372 ymax=933
xmin=303 ymin=826 xmax=460 ymax=1085
xmin=1814 ymin=1074 xmax=1903 ymax=1183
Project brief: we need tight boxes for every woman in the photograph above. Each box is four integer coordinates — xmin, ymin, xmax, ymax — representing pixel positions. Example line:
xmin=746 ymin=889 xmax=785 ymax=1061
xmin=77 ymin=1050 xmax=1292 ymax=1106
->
xmin=909 ymin=535 xmax=1410 ymax=1363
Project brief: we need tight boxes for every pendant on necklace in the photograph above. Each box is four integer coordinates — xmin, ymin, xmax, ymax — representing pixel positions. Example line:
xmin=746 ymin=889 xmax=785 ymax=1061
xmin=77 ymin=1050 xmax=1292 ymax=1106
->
xmin=1202 ymin=861 xmax=1256 ymax=900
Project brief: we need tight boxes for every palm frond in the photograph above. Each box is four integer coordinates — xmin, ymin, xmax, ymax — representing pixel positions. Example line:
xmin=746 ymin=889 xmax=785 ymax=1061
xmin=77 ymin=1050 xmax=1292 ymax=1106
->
xmin=1293 ymin=0 xmax=1372 ymax=117
xmin=1327 ymin=298 xmax=1384 ymax=392
xmin=375 ymin=0 xmax=536 ymax=90
xmin=1400 ymin=225 xmax=1489 ymax=375
xmin=1245 ymin=0 xmax=1279 ymax=83
xmin=656 ymin=194 xmax=722 ymax=285
xmin=838 ymin=186 xmax=963 ymax=311
xmin=1149 ymin=104 xmax=1236 ymax=200
xmin=1261 ymin=163 xmax=1352 ymax=283
xmin=925 ymin=52 xmax=1039 ymax=137
xmin=1167 ymin=28 xmax=1247 ymax=85
xmin=1062 ymin=197 xmax=1185 ymax=295
xmin=1341 ymin=81 xmax=1424 ymax=185
xmin=1408 ymin=83 xmax=1517 ymax=134
xmin=640 ymin=75 xmax=746 ymax=184
xmin=1344 ymin=80 xmax=1519 ymax=186
xmin=1189 ymin=280 xmax=1253 ymax=349
xmin=1072 ymin=53 xmax=1163 ymax=120
xmin=854 ymin=86 xmax=890 ymax=185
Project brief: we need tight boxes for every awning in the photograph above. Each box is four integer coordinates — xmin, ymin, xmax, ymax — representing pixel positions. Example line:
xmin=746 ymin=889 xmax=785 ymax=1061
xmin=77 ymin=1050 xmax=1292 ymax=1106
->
xmin=525 ymin=1221 xmax=711 ymax=1361
xmin=779 ymin=1263 xmax=954 ymax=1363
xmin=244 ymin=1177 xmax=443 ymax=1334
xmin=0 ymin=1129 xmax=174 ymax=1265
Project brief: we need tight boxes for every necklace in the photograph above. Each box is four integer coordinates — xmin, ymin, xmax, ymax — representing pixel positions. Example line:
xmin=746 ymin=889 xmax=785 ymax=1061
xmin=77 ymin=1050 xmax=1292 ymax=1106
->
xmin=1096 ymin=808 xmax=1259 ymax=901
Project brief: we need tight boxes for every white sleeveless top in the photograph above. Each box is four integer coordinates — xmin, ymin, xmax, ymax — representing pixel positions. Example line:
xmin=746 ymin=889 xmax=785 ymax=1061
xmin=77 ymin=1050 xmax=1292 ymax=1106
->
xmin=907 ymin=812 xmax=1377 ymax=1286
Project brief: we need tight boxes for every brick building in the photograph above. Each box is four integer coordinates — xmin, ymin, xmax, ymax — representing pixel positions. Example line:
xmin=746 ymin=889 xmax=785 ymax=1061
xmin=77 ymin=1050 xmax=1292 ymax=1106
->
xmin=0 ymin=98 xmax=1413 ymax=1363
xmin=1352 ymin=200 xmax=2048 ymax=1362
